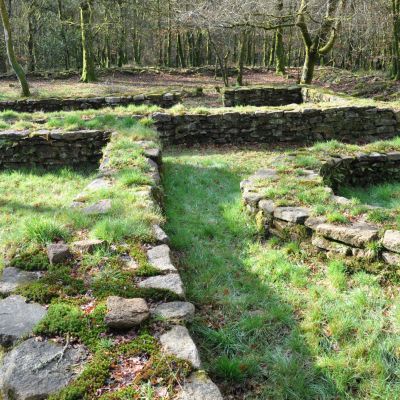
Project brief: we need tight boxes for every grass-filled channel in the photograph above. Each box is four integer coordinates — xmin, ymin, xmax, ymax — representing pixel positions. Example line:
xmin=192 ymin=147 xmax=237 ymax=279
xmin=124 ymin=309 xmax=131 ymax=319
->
xmin=164 ymin=146 xmax=400 ymax=399
xmin=340 ymin=182 xmax=400 ymax=209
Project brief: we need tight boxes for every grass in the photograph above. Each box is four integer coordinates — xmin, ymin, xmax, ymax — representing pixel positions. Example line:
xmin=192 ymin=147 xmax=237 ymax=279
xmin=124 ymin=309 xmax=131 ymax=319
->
xmin=340 ymin=182 xmax=400 ymax=209
xmin=163 ymin=146 xmax=400 ymax=399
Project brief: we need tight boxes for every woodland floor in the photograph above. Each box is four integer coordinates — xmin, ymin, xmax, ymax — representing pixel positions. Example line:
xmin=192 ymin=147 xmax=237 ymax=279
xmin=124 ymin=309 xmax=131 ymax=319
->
xmin=1 ymin=66 xmax=400 ymax=103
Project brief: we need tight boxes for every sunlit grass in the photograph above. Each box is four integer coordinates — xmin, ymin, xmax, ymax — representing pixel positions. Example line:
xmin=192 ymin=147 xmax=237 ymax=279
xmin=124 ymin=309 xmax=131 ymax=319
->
xmin=164 ymin=147 xmax=400 ymax=399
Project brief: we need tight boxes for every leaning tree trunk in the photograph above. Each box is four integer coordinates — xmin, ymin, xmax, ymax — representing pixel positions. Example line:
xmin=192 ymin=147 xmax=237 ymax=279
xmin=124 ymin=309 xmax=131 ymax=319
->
xmin=275 ymin=0 xmax=286 ymax=75
xmin=80 ymin=0 xmax=96 ymax=83
xmin=0 ymin=0 xmax=30 ymax=96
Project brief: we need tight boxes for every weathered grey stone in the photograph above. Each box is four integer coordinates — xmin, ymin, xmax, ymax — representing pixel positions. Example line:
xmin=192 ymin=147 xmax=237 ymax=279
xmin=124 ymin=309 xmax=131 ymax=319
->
xmin=0 ymin=295 xmax=47 ymax=347
xmin=0 ymin=338 xmax=87 ymax=400
xmin=0 ymin=268 xmax=42 ymax=296
xmin=305 ymin=217 xmax=326 ymax=230
xmin=47 ymin=243 xmax=71 ymax=265
xmin=105 ymin=296 xmax=149 ymax=329
xmin=274 ymin=207 xmax=310 ymax=224
xmin=242 ymin=190 xmax=264 ymax=207
xmin=72 ymin=239 xmax=105 ymax=253
xmin=316 ymin=223 xmax=379 ymax=248
xmin=176 ymin=372 xmax=223 ymax=400
xmin=312 ymin=235 xmax=352 ymax=256
xmin=82 ymin=199 xmax=112 ymax=215
xmin=382 ymin=252 xmax=400 ymax=266
xmin=152 ymin=224 xmax=170 ymax=244
xmin=147 ymin=245 xmax=177 ymax=273
xmin=160 ymin=326 xmax=201 ymax=368
xmin=120 ymin=255 xmax=139 ymax=271
xmin=152 ymin=302 xmax=195 ymax=322
xmin=138 ymin=274 xmax=184 ymax=297
xmin=258 ymin=199 xmax=276 ymax=215
xmin=383 ymin=230 xmax=400 ymax=254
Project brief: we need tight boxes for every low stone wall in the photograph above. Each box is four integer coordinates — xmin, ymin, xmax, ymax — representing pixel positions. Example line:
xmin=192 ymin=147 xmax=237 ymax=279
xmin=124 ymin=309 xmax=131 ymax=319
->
xmin=153 ymin=106 xmax=398 ymax=146
xmin=301 ymin=87 xmax=349 ymax=104
xmin=0 ymin=130 xmax=111 ymax=168
xmin=0 ymin=92 xmax=180 ymax=113
xmin=321 ymin=152 xmax=400 ymax=190
xmin=223 ymin=86 xmax=347 ymax=107
xmin=241 ymin=152 xmax=400 ymax=266
xmin=223 ymin=86 xmax=303 ymax=107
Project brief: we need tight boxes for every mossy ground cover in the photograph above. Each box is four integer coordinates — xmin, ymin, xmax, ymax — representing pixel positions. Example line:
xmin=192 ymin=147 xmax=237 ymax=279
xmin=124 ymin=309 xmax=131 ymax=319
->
xmin=0 ymin=120 xmax=192 ymax=398
xmin=164 ymin=146 xmax=400 ymax=399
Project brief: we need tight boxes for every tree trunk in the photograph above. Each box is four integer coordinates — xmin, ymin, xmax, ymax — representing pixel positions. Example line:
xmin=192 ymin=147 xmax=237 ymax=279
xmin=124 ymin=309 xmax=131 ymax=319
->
xmin=392 ymin=0 xmax=400 ymax=80
xmin=301 ymin=47 xmax=317 ymax=84
xmin=237 ymin=30 xmax=247 ymax=86
xmin=275 ymin=27 xmax=285 ymax=75
xmin=0 ymin=0 xmax=30 ymax=96
xmin=80 ymin=0 xmax=96 ymax=82
xmin=27 ymin=13 xmax=36 ymax=72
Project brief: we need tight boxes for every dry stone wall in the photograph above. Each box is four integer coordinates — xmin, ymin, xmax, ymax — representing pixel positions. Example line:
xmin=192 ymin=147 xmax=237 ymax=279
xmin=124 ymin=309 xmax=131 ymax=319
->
xmin=223 ymin=86 xmax=303 ymax=107
xmin=153 ymin=106 xmax=398 ymax=146
xmin=0 ymin=92 xmax=180 ymax=113
xmin=241 ymin=153 xmax=400 ymax=266
xmin=0 ymin=130 xmax=111 ymax=169
xmin=223 ymin=86 xmax=348 ymax=107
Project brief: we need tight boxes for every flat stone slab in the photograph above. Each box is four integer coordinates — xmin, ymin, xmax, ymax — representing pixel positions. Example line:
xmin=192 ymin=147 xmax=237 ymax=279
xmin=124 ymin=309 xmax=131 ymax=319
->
xmin=105 ymin=296 xmax=149 ymax=329
xmin=176 ymin=372 xmax=223 ymax=400
xmin=138 ymin=274 xmax=184 ymax=297
xmin=160 ymin=326 xmax=201 ymax=368
xmin=316 ymin=223 xmax=379 ymax=248
xmin=0 ymin=295 xmax=47 ymax=347
xmin=274 ymin=207 xmax=310 ymax=224
xmin=82 ymin=199 xmax=112 ymax=215
xmin=0 ymin=338 xmax=87 ymax=400
xmin=383 ymin=230 xmax=400 ymax=253
xmin=0 ymin=268 xmax=42 ymax=296
xmin=152 ymin=302 xmax=195 ymax=322
xmin=312 ymin=235 xmax=352 ymax=256
xmin=72 ymin=239 xmax=105 ymax=253
xmin=147 ymin=245 xmax=177 ymax=273
xmin=258 ymin=199 xmax=276 ymax=216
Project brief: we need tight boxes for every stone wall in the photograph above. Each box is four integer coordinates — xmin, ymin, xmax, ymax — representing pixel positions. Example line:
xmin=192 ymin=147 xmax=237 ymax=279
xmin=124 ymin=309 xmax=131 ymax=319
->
xmin=223 ymin=86 xmax=347 ymax=107
xmin=0 ymin=130 xmax=111 ymax=168
xmin=241 ymin=153 xmax=400 ymax=267
xmin=0 ymin=92 xmax=180 ymax=113
xmin=320 ymin=152 xmax=400 ymax=190
xmin=223 ymin=86 xmax=303 ymax=107
xmin=153 ymin=106 xmax=398 ymax=146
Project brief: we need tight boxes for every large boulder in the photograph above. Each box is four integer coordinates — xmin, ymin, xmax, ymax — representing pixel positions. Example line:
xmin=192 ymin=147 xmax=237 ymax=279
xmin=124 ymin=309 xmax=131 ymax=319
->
xmin=0 ymin=295 xmax=47 ymax=347
xmin=0 ymin=338 xmax=87 ymax=400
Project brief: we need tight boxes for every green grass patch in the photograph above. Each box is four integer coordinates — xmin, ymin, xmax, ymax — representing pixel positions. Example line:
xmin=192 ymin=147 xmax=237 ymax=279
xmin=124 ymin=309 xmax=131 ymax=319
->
xmin=163 ymin=147 xmax=400 ymax=399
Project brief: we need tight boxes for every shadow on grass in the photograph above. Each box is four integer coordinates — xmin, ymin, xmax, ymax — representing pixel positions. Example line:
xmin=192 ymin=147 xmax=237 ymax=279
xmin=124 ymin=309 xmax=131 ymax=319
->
xmin=163 ymin=155 xmax=339 ymax=399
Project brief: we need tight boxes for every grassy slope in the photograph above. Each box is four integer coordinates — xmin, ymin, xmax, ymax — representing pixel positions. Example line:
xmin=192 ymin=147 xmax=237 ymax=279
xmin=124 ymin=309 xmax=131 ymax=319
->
xmin=164 ymin=147 xmax=400 ymax=400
